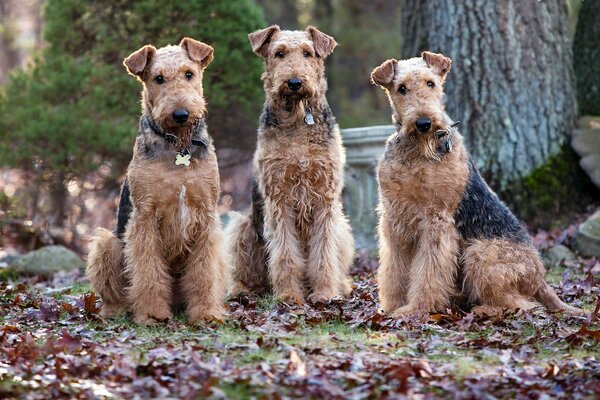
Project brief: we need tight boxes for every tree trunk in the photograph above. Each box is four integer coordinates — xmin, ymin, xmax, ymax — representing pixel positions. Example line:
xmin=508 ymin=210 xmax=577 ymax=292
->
xmin=256 ymin=0 xmax=299 ymax=29
xmin=399 ymin=0 xmax=594 ymax=223
xmin=573 ymin=0 xmax=600 ymax=115
xmin=49 ymin=172 xmax=67 ymax=228
xmin=0 ymin=2 xmax=20 ymax=84
xmin=401 ymin=0 xmax=576 ymax=188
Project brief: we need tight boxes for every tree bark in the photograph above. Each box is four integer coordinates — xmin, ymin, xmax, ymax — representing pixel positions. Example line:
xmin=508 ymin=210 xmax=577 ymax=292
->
xmin=573 ymin=0 xmax=600 ymax=115
xmin=49 ymin=172 xmax=67 ymax=229
xmin=400 ymin=0 xmax=577 ymax=191
xmin=0 ymin=1 xmax=20 ymax=84
xmin=256 ymin=0 xmax=299 ymax=29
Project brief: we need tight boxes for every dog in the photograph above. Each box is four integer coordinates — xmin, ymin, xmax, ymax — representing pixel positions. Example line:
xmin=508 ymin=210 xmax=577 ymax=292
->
xmin=371 ymin=51 xmax=584 ymax=317
xmin=226 ymin=25 xmax=355 ymax=304
xmin=86 ymin=38 xmax=230 ymax=325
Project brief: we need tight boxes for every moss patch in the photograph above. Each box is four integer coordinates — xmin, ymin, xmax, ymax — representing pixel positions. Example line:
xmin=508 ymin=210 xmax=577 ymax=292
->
xmin=502 ymin=145 xmax=599 ymax=228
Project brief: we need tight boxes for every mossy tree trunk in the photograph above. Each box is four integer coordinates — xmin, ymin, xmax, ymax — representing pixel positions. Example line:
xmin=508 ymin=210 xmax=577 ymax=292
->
xmin=399 ymin=0 xmax=593 ymax=224
xmin=573 ymin=0 xmax=600 ymax=115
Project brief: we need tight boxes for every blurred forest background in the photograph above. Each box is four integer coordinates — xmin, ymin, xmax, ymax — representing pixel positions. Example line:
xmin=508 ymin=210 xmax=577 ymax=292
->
xmin=0 ymin=0 xmax=598 ymax=254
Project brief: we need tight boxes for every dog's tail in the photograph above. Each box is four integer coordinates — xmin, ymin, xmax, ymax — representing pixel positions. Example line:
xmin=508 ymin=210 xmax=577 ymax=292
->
xmin=86 ymin=228 xmax=128 ymax=316
xmin=535 ymin=281 xmax=587 ymax=316
xmin=224 ymin=211 xmax=270 ymax=296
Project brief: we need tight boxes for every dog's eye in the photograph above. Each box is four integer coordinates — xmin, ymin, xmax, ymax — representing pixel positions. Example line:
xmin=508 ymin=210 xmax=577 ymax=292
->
xmin=303 ymin=51 xmax=311 ymax=58
xmin=185 ymin=71 xmax=193 ymax=80
xmin=427 ymin=81 xmax=435 ymax=88
xmin=275 ymin=51 xmax=285 ymax=58
xmin=398 ymin=85 xmax=407 ymax=95
xmin=155 ymin=75 xmax=165 ymax=85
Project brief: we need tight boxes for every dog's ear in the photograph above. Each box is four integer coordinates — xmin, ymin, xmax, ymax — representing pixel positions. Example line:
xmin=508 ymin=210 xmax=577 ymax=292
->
xmin=422 ymin=51 xmax=452 ymax=81
xmin=306 ymin=26 xmax=337 ymax=58
xmin=180 ymin=37 xmax=214 ymax=69
xmin=123 ymin=45 xmax=156 ymax=78
xmin=371 ymin=59 xmax=397 ymax=88
xmin=248 ymin=25 xmax=280 ymax=57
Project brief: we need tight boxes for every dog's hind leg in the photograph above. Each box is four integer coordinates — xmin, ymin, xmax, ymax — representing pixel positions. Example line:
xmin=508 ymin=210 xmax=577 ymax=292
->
xmin=336 ymin=215 xmax=356 ymax=296
xmin=462 ymin=239 xmax=585 ymax=316
xmin=225 ymin=212 xmax=269 ymax=296
xmin=86 ymin=228 xmax=128 ymax=318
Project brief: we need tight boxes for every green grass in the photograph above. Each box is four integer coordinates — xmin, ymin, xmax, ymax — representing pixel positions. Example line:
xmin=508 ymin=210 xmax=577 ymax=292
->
xmin=3 ymin=257 xmax=596 ymax=399
xmin=69 ymin=282 xmax=91 ymax=295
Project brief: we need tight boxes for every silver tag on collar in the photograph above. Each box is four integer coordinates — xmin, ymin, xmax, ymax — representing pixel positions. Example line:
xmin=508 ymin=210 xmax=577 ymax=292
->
xmin=304 ymin=111 xmax=315 ymax=125
xmin=444 ymin=139 xmax=452 ymax=153
xmin=175 ymin=149 xmax=191 ymax=167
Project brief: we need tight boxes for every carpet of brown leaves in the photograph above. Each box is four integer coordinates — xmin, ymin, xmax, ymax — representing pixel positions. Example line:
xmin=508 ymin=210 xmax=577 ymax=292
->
xmin=1 ymin=226 xmax=599 ymax=399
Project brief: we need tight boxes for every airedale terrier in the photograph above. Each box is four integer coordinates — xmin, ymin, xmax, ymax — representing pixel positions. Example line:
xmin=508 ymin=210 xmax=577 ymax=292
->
xmin=371 ymin=51 xmax=584 ymax=317
xmin=86 ymin=38 xmax=231 ymax=325
xmin=226 ymin=25 xmax=355 ymax=304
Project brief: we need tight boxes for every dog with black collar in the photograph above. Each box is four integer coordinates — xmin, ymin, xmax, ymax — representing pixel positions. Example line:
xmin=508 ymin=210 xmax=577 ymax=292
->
xmin=86 ymin=38 xmax=231 ymax=325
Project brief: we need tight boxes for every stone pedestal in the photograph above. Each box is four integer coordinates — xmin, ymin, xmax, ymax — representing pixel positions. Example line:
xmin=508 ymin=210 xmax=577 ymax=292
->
xmin=341 ymin=125 xmax=393 ymax=251
xmin=574 ymin=210 xmax=600 ymax=257
xmin=572 ymin=116 xmax=600 ymax=188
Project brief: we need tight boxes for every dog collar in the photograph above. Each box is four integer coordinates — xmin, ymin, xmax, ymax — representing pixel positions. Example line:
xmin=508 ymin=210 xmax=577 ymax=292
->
xmin=142 ymin=115 xmax=208 ymax=149
xmin=435 ymin=121 xmax=460 ymax=155
xmin=140 ymin=115 xmax=208 ymax=166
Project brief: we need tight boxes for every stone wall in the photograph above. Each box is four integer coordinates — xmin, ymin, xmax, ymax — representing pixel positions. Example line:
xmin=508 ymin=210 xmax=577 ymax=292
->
xmin=341 ymin=125 xmax=393 ymax=251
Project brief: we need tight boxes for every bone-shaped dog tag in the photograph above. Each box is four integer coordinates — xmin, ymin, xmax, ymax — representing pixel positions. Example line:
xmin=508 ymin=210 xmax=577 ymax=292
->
xmin=175 ymin=153 xmax=191 ymax=166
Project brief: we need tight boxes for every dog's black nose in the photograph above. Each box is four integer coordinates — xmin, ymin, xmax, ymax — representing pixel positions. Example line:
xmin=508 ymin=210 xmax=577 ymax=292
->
xmin=415 ymin=117 xmax=432 ymax=133
xmin=172 ymin=109 xmax=189 ymax=124
xmin=287 ymin=78 xmax=302 ymax=92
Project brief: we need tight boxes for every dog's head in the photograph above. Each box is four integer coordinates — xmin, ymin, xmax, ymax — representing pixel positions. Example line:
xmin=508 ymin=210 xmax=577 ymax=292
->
xmin=371 ymin=51 xmax=452 ymax=136
xmin=124 ymin=38 xmax=213 ymax=134
xmin=248 ymin=25 xmax=336 ymax=103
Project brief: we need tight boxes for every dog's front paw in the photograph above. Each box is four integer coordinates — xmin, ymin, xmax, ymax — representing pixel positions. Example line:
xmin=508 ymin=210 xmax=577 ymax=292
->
xmin=341 ymin=278 xmax=354 ymax=297
xmin=99 ymin=303 xmax=126 ymax=319
xmin=133 ymin=310 xmax=172 ymax=326
xmin=278 ymin=291 xmax=304 ymax=306
xmin=230 ymin=282 xmax=251 ymax=298
xmin=471 ymin=305 xmax=505 ymax=316
xmin=307 ymin=292 xmax=330 ymax=304
xmin=307 ymin=291 xmax=344 ymax=304
xmin=187 ymin=307 xmax=226 ymax=325
xmin=389 ymin=305 xmax=427 ymax=319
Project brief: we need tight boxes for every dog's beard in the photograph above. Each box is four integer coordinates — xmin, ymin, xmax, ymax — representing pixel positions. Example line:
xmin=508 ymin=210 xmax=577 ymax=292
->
xmin=421 ymin=136 xmax=441 ymax=162
xmin=403 ymin=121 xmax=454 ymax=162
xmin=276 ymin=83 xmax=314 ymax=105
xmin=158 ymin=117 xmax=201 ymax=151
xmin=174 ymin=123 xmax=194 ymax=151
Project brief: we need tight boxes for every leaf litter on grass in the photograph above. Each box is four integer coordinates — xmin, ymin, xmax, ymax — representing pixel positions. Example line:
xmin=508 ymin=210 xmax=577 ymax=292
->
xmin=1 ymin=239 xmax=600 ymax=398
